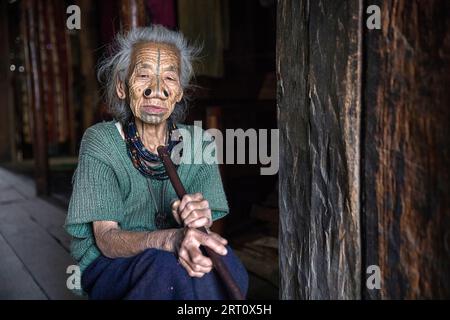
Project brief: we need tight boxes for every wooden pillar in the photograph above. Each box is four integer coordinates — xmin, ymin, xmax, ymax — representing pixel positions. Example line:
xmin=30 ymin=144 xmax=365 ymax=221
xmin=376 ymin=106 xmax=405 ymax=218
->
xmin=0 ymin=0 xmax=16 ymax=163
xmin=277 ymin=0 xmax=363 ymax=299
xmin=60 ymin=0 xmax=77 ymax=156
xmin=363 ymin=0 xmax=450 ymax=299
xmin=51 ymin=0 xmax=74 ymax=155
xmin=24 ymin=0 xmax=49 ymax=195
xmin=120 ymin=0 xmax=146 ymax=31
xmin=79 ymin=0 xmax=100 ymax=133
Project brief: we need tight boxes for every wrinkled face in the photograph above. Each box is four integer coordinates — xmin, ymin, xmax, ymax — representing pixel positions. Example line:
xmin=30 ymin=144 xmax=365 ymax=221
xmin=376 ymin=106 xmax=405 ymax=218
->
xmin=117 ymin=42 xmax=183 ymax=124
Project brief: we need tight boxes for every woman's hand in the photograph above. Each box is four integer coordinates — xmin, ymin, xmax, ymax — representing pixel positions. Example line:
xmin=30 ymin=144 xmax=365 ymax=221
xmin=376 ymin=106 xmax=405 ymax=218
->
xmin=171 ymin=193 xmax=228 ymax=277
xmin=171 ymin=193 xmax=212 ymax=229
xmin=174 ymin=227 xmax=228 ymax=278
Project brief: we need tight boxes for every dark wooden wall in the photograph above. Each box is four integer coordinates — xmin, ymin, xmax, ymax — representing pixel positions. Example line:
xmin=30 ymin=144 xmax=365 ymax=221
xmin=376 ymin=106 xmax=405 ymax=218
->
xmin=277 ymin=0 xmax=362 ymax=299
xmin=363 ymin=0 xmax=450 ymax=299
xmin=278 ymin=0 xmax=450 ymax=299
xmin=0 ymin=0 xmax=15 ymax=162
xmin=24 ymin=0 xmax=49 ymax=195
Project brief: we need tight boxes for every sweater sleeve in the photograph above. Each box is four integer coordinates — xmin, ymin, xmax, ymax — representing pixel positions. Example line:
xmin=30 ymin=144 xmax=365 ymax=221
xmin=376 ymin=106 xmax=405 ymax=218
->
xmin=194 ymin=163 xmax=229 ymax=222
xmin=65 ymin=154 xmax=125 ymax=238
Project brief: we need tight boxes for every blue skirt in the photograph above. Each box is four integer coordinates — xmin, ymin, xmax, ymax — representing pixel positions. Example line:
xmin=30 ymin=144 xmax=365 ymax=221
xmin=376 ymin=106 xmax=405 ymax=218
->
xmin=81 ymin=246 xmax=248 ymax=300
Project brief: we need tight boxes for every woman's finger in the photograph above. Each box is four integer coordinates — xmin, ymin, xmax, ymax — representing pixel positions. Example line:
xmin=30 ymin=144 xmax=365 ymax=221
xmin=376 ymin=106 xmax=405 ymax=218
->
xmin=179 ymin=193 xmax=204 ymax=213
xmin=186 ymin=229 xmax=228 ymax=256
xmin=186 ymin=244 xmax=213 ymax=268
xmin=187 ymin=216 xmax=211 ymax=229
xmin=184 ymin=209 xmax=212 ymax=228
xmin=171 ymin=199 xmax=182 ymax=225
xmin=180 ymin=199 xmax=209 ymax=221
xmin=178 ymin=256 xmax=205 ymax=278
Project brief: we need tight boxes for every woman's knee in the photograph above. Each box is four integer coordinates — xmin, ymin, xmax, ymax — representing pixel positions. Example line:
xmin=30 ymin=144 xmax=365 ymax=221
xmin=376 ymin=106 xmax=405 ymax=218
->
xmin=138 ymin=249 xmax=189 ymax=280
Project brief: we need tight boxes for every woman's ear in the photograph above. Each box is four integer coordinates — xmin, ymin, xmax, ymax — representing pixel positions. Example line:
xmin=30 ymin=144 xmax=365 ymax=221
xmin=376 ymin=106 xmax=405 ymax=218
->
xmin=116 ymin=78 xmax=127 ymax=100
xmin=176 ymin=90 xmax=184 ymax=103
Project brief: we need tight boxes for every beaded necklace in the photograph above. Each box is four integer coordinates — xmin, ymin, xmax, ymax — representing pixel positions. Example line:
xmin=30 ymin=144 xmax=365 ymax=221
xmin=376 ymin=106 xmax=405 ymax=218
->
xmin=123 ymin=118 xmax=182 ymax=180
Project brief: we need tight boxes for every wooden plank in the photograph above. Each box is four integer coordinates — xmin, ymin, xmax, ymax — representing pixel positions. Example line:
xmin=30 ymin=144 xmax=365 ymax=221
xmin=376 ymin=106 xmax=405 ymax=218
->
xmin=0 ymin=232 xmax=46 ymax=300
xmin=277 ymin=0 xmax=362 ymax=299
xmin=0 ymin=166 xmax=70 ymax=251
xmin=0 ymin=167 xmax=35 ymax=198
xmin=120 ymin=0 xmax=145 ymax=30
xmin=24 ymin=0 xmax=49 ymax=195
xmin=0 ymin=187 xmax=24 ymax=204
xmin=0 ymin=0 xmax=15 ymax=162
xmin=18 ymin=197 xmax=71 ymax=251
xmin=363 ymin=0 xmax=450 ymax=299
xmin=0 ymin=203 xmax=81 ymax=300
xmin=79 ymin=0 xmax=100 ymax=134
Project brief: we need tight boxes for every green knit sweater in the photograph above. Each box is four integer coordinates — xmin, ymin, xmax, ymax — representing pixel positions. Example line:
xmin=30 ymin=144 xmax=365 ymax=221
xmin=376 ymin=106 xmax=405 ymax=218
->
xmin=64 ymin=121 xmax=228 ymax=275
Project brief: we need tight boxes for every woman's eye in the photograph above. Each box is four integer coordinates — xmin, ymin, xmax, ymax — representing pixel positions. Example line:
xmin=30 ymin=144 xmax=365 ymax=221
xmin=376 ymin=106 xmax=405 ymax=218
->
xmin=164 ymin=74 xmax=178 ymax=81
xmin=139 ymin=74 xmax=149 ymax=78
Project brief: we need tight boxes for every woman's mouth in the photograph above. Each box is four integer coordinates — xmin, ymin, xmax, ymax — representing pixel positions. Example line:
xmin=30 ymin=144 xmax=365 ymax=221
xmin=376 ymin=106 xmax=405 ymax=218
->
xmin=141 ymin=105 xmax=167 ymax=114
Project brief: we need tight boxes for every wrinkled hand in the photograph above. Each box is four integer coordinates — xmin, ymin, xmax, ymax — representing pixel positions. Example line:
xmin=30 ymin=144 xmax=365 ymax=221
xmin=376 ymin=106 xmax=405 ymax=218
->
xmin=171 ymin=193 xmax=228 ymax=277
xmin=175 ymin=227 xmax=228 ymax=278
xmin=171 ymin=193 xmax=212 ymax=229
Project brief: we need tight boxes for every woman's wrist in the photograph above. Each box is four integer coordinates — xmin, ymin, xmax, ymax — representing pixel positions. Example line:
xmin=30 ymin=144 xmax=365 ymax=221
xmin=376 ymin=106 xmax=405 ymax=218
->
xmin=142 ymin=228 xmax=183 ymax=253
xmin=163 ymin=228 xmax=185 ymax=252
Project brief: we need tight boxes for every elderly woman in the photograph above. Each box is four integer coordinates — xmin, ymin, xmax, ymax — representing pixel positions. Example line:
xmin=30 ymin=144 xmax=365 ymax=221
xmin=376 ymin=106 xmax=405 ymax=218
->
xmin=65 ymin=25 xmax=248 ymax=300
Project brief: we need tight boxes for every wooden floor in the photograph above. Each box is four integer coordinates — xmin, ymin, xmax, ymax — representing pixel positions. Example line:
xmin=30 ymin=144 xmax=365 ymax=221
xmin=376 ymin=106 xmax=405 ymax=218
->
xmin=0 ymin=167 xmax=83 ymax=300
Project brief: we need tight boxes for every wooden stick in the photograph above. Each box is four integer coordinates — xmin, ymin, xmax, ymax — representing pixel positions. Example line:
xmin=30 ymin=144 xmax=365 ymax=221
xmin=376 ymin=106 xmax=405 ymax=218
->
xmin=157 ymin=146 xmax=245 ymax=300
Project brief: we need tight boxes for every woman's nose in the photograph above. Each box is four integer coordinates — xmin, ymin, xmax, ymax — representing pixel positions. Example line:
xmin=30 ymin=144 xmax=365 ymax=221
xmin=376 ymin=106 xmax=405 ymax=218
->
xmin=143 ymin=77 xmax=169 ymax=99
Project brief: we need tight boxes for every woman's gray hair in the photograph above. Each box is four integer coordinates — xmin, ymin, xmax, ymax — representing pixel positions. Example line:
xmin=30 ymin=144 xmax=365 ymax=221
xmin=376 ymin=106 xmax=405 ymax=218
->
xmin=97 ymin=25 xmax=200 ymax=124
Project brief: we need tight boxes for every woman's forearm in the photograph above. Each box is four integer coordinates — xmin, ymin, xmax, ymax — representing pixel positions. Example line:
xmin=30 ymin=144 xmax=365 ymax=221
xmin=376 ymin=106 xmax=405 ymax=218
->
xmin=93 ymin=221 xmax=183 ymax=259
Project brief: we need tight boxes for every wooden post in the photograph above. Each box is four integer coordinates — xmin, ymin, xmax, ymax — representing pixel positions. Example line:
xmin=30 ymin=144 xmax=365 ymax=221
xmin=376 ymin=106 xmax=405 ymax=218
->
xmin=51 ymin=0 xmax=72 ymax=153
xmin=60 ymin=0 xmax=77 ymax=156
xmin=0 ymin=0 xmax=16 ymax=163
xmin=277 ymin=0 xmax=362 ymax=299
xmin=79 ymin=0 xmax=100 ymax=134
xmin=120 ymin=0 xmax=146 ymax=31
xmin=363 ymin=0 xmax=450 ymax=299
xmin=24 ymin=0 xmax=49 ymax=196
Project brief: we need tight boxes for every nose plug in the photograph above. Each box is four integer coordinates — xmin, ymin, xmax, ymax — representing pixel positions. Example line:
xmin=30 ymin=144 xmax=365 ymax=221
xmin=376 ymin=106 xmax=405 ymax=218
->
xmin=143 ymin=88 xmax=169 ymax=98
